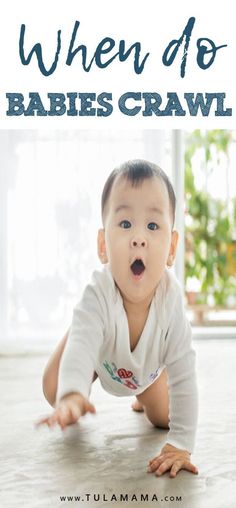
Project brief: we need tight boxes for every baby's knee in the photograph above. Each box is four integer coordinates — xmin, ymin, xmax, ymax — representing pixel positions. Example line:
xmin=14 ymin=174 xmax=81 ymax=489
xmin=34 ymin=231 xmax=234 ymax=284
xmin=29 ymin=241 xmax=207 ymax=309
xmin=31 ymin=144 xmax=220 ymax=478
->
xmin=152 ymin=419 xmax=169 ymax=430
xmin=145 ymin=409 xmax=169 ymax=430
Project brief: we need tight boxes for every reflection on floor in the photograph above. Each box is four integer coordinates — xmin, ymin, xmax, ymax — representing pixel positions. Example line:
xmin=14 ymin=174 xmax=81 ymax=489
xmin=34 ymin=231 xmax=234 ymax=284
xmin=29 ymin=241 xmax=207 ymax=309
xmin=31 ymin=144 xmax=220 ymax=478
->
xmin=1 ymin=339 xmax=236 ymax=508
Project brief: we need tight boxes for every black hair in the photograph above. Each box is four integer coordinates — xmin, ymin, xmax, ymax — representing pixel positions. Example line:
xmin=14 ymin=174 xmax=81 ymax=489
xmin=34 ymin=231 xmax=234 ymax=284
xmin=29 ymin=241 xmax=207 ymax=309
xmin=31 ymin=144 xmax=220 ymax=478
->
xmin=101 ymin=159 xmax=176 ymax=226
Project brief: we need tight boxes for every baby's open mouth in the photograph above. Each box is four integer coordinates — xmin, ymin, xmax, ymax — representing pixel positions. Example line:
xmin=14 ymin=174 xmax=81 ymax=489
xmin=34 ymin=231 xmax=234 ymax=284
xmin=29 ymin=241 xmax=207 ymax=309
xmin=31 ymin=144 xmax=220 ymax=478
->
xmin=130 ymin=259 xmax=145 ymax=276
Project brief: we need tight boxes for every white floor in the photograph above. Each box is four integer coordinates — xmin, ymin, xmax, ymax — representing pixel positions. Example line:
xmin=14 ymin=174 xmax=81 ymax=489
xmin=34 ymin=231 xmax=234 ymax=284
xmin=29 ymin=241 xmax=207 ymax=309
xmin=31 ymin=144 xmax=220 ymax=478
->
xmin=1 ymin=339 xmax=236 ymax=508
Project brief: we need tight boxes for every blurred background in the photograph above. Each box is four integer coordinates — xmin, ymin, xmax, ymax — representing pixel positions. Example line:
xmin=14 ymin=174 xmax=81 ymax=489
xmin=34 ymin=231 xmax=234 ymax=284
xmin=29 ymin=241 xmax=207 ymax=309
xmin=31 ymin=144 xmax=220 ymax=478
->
xmin=0 ymin=129 xmax=235 ymax=352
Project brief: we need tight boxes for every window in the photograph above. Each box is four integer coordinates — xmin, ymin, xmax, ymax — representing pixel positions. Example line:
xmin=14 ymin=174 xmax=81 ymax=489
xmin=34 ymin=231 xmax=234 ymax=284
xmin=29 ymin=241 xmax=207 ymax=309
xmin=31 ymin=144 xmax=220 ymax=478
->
xmin=184 ymin=130 xmax=236 ymax=326
xmin=0 ymin=130 xmax=173 ymax=348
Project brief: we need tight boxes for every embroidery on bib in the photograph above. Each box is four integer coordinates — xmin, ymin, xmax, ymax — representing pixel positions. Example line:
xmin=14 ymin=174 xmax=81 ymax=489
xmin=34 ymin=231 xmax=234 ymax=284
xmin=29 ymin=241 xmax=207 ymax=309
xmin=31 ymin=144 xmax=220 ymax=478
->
xmin=103 ymin=360 xmax=141 ymax=390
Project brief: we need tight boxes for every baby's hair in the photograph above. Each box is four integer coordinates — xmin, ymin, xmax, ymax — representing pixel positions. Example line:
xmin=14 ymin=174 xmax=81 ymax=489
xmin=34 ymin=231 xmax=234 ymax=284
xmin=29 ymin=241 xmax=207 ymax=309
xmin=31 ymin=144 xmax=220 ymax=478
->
xmin=101 ymin=159 xmax=176 ymax=226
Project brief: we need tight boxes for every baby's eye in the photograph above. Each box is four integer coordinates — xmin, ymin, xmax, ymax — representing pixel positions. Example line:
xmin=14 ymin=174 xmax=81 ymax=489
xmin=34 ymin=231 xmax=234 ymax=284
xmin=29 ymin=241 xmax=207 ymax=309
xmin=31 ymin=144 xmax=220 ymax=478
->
xmin=119 ymin=220 xmax=131 ymax=229
xmin=147 ymin=222 xmax=159 ymax=231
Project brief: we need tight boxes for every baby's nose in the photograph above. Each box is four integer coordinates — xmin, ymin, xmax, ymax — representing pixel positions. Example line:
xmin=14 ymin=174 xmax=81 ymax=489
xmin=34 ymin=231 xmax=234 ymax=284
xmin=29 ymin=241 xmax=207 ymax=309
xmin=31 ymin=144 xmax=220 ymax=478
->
xmin=131 ymin=236 xmax=147 ymax=248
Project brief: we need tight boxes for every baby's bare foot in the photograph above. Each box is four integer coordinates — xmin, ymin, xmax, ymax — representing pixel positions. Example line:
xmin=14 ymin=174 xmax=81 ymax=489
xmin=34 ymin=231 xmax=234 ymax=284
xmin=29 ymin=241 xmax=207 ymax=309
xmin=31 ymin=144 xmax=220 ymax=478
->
xmin=131 ymin=398 xmax=144 ymax=412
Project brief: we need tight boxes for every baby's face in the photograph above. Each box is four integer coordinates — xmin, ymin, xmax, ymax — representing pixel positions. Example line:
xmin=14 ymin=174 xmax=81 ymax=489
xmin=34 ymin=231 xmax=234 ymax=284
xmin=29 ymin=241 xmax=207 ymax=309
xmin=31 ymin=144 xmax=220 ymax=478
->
xmin=98 ymin=176 xmax=178 ymax=307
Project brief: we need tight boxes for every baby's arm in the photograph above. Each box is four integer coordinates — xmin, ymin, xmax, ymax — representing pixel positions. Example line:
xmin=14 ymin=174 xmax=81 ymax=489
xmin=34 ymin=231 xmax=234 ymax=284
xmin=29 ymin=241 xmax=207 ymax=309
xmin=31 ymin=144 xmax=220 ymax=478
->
xmin=38 ymin=279 xmax=105 ymax=430
xmin=148 ymin=285 xmax=198 ymax=477
xmin=37 ymin=392 xmax=96 ymax=430
xmin=147 ymin=347 xmax=198 ymax=477
xmin=147 ymin=344 xmax=198 ymax=477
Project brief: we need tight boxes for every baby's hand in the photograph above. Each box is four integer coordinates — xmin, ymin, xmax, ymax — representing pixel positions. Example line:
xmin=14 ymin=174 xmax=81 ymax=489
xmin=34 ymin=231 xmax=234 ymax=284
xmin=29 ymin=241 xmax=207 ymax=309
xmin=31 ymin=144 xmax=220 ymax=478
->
xmin=147 ymin=443 xmax=198 ymax=478
xmin=36 ymin=392 xmax=96 ymax=430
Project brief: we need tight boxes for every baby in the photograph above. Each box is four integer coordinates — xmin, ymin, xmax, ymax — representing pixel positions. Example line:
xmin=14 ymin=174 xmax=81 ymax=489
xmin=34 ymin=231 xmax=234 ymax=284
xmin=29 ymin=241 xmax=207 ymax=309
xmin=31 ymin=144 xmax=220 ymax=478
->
xmin=39 ymin=159 xmax=198 ymax=478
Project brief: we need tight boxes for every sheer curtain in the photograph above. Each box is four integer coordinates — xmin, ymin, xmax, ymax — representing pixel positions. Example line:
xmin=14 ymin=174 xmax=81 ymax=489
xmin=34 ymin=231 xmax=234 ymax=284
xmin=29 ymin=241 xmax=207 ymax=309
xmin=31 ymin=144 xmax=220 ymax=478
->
xmin=0 ymin=129 xmax=177 ymax=351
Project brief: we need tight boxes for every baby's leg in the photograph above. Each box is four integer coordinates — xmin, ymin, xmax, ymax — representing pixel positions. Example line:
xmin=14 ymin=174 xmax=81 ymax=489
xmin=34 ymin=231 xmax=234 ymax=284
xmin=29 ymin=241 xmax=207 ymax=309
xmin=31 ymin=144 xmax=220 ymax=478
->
xmin=42 ymin=329 xmax=97 ymax=407
xmin=134 ymin=368 xmax=169 ymax=429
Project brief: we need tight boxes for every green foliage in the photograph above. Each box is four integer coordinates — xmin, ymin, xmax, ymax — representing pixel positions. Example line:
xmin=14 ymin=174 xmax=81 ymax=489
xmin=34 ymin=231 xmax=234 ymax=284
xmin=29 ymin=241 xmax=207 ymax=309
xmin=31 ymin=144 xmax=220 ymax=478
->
xmin=184 ymin=130 xmax=236 ymax=306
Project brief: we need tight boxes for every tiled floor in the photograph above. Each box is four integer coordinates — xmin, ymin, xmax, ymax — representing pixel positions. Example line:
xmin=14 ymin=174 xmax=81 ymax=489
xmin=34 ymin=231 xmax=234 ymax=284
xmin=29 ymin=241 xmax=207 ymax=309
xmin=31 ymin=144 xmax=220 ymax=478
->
xmin=1 ymin=339 xmax=236 ymax=508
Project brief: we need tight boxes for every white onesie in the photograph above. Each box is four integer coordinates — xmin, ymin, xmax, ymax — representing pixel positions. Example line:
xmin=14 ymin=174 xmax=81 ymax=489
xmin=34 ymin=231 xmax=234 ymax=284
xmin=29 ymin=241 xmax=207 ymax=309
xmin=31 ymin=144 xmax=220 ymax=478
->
xmin=57 ymin=265 xmax=198 ymax=452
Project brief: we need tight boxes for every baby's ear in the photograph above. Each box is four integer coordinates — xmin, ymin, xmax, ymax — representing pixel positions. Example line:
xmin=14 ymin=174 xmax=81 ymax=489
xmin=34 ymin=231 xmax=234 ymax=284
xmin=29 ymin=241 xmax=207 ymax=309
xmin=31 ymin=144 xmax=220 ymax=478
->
xmin=97 ymin=229 xmax=108 ymax=264
xmin=167 ymin=230 xmax=179 ymax=267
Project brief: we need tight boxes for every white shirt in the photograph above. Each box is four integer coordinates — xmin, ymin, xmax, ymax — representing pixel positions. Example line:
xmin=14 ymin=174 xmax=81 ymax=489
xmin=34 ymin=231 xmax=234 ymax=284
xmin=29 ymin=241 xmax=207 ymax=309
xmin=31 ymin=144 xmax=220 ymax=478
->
xmin=57 ymin=265 xmax=198 ymax=452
